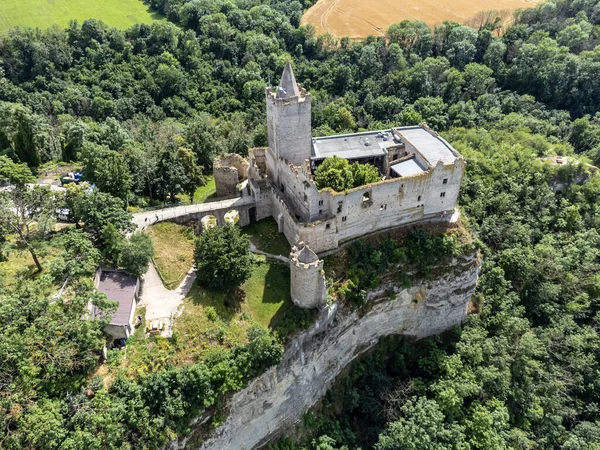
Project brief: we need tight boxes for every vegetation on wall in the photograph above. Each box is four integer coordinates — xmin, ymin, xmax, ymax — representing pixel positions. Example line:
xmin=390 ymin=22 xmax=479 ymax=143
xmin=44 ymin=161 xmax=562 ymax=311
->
xmin=314 ymin=156 xmax=380 ymax=192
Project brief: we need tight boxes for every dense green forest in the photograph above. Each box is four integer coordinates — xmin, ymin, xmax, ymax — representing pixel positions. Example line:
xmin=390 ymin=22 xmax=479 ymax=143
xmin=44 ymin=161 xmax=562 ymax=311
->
xmin=3 ymin=0 xmax=600 ymax=448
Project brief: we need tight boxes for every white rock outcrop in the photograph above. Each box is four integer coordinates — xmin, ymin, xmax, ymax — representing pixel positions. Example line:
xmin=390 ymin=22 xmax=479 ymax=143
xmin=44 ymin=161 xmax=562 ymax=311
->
xmin=170 ymin=253 xmax=480 ymax=450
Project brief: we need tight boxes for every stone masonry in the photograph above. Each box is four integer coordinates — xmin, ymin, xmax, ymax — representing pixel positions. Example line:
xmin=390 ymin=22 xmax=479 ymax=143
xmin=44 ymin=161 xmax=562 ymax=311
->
xmin=210 ymin=62 xmax=466 ymax=310
xmin=289 ymin=243 xmax=327 ymax=309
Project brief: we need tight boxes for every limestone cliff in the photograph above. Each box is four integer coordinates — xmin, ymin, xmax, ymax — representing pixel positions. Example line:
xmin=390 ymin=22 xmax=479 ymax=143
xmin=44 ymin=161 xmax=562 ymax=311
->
xmin=171 ymin=252 xmax=481 ymax=450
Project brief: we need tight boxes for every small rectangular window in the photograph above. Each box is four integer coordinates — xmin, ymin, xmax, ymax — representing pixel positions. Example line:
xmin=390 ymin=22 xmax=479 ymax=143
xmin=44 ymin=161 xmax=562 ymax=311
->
xmin=380 ymin=204 xmax=387 ymax=210
xmin=318 ymin=199 xmax=324 ymax=206
xmin=337 ymin=202 xmax=343 ymax=213
xmin=417 ymin=195 xmax=421 ymax=201
xmin=442 ymin=178 xmax=448 ymax=184
xmin=326 ymin=223 xmax=331 ymax=230
xmin=440 ymin=192 xmax=446 ymax=198
xmin=342 ymin=216 xmax=347 ymax=222
xmin=319 ymin=209 xmax=323 ymax=215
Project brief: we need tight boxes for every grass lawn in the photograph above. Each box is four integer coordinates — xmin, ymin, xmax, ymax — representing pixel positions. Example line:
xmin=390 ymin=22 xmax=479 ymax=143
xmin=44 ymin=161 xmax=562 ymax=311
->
xmin=242 ymin=218 xmax=291 ymax=256
xmin=240 ymin=261 xmax=291 ymax=328
xmin=0 ymin=0 xmax=163 ymax=33
xmin=112 ymin=259 xmax=299 ymax=377
xmin=146 ymin=222 xmax=195 ymax=290
xmin=176 ymin=176 xmax=218 ymax=205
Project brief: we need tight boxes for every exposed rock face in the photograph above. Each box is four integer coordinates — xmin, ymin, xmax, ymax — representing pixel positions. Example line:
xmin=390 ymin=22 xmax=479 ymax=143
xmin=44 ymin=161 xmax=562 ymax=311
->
xmin=171 ymin=253 xmax=481 ymax=450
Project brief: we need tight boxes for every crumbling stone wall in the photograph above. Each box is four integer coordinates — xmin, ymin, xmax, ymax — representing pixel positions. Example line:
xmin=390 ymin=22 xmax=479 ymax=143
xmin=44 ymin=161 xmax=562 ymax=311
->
xmin=213 ymin=154 xmax=249 ymax=198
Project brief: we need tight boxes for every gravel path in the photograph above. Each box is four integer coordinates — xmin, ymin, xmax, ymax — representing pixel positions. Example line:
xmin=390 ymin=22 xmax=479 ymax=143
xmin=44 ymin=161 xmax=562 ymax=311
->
xmin=138 ymin=263 xmax=196 ymax=337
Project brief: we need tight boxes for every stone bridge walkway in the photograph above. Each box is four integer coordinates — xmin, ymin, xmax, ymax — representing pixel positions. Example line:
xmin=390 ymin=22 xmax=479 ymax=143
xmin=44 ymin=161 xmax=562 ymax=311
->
xmin=132 ymin=196 xmax=256 ymax=230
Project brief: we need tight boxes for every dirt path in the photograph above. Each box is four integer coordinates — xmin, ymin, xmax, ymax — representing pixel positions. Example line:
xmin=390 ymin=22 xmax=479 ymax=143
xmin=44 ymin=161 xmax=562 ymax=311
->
xmin=249 ymin=242 xmax=290 ymax=264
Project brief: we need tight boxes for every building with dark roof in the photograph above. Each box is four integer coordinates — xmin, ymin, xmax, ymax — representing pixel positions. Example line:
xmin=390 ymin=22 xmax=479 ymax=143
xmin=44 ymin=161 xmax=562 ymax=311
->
xmin=94 ymin=269 xmax=139 ymax=342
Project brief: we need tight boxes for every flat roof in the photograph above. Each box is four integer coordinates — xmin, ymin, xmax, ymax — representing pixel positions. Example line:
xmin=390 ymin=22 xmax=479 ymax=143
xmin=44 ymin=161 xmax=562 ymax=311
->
xmin=95 ymin=271 xmax=137 ymax=326
xmin=390 ymin=158 xmax=427 ymax=177
xmin=310 ymin=127 xmax=459 ymax=166
xmin=311 ymin=130 xmax=397 ymax=160
xmin=394 ymin=127 xmax=457 ymax=165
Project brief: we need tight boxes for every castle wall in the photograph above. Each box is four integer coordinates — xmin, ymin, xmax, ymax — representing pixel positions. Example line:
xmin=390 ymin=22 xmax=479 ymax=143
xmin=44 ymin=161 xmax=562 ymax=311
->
xmin=214 ymin=154 xmax=249 ymax=198
xmin=271 ymin=192 xmax=301 ymax=246
xmin=271 ymin=159 xmax=316 ymax=222
xmin=297 ymin=221 xmax=338 ymax=253
xmin=423 ymin=160 xmax=464 ymax=216
xmin=249 ymin=181 xmax=273 ymax=222
xmin=214 ymin=168 xmax=239 ymax=197
xmin=263 ymin=151 xmax=462 ymax=254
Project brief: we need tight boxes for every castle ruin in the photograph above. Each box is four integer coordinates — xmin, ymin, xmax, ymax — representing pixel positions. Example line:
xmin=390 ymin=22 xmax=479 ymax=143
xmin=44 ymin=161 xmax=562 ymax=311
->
xmin=213 ymin=62 xmax=466 ymax=309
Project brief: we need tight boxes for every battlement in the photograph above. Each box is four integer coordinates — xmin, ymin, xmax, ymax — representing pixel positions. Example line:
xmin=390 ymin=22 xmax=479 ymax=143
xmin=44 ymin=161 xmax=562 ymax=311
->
xmin=266 ymin=86 xmax=310 ymax=104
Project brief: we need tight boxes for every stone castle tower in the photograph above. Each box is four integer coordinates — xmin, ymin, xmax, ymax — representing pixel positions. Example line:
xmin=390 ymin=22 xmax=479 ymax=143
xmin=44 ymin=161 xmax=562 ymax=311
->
xmin=290 ymin=243 xmax=327 ymax=309
xmin=266 ymin=62 xmax=312 ymax=168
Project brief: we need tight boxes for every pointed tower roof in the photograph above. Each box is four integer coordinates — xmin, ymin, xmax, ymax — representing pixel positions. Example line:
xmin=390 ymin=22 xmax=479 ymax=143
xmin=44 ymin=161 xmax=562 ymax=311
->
xmin=276 ymin=61 xmax=301 ymax=99
xmin=297 ymin=245 xmax=318 ymax=264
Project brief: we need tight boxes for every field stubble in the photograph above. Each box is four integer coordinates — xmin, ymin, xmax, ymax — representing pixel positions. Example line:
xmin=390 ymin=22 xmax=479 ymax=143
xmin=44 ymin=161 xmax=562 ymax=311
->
xmin=302 ymin=0 xmax=541 ymax=38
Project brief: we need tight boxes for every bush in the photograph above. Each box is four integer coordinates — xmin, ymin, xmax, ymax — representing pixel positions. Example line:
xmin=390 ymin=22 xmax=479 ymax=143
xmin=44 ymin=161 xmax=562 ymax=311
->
xmin=314 ymin=156 xmax=380 ymax=192
xmin=205 ymin=306 xmax=218 ymax=322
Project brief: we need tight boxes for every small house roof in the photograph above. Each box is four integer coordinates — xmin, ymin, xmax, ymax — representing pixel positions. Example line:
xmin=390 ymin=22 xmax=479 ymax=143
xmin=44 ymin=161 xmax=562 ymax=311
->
xmin=95 ymin=271 xmax=137 ymax=326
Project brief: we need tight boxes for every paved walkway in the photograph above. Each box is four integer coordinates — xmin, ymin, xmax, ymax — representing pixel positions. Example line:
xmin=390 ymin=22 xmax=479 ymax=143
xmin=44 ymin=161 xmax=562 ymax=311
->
xmin=138 ymin=263 xmax=196 ymax=337
xmin=132 ymin=196 xmax=256 ymax=230
xmin=249 ymin=242 xmax=289 ymax=263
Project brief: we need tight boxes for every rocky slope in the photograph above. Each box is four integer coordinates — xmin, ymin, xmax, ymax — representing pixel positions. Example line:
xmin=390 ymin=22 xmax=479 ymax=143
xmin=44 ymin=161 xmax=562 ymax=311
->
xmin=171 ymin=252 xmax=481 ymax=449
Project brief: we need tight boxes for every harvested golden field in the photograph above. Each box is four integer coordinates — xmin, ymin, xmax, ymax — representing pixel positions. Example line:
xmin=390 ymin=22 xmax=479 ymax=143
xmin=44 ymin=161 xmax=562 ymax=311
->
xmin=302 ymin=0 xmax=541 ymax=38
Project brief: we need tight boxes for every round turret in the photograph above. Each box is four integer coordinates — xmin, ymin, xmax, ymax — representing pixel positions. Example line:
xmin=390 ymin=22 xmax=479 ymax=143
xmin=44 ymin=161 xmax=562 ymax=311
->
xmin=290 ymin=243 xmax=327 ymax=309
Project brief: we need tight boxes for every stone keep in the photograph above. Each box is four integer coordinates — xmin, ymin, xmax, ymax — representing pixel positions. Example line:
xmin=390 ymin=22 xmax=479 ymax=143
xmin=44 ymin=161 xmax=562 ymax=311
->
xmin=266 ymin=62 xmax=312 ymax=168
xmin=290 ymin=243 xmax=327 ymax=309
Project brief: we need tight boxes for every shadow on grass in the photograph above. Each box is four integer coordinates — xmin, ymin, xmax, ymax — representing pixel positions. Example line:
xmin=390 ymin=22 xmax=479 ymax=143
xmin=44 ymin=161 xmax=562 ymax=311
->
xmin=242 ymin=218 xmax=290 ymax=256
xmin=262 ymin=263 xmax=290 ymax=304
xmin=186 ymin=281 xmax=239 ymax=323
xmin=201 ymin=192 xmax=219 ymax=203
xmin=143 ymin=5 xmax=166 ymax=21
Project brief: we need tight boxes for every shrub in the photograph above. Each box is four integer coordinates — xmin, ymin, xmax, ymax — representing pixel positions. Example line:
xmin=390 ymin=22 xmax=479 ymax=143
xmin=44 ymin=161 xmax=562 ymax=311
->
xmin=314 ymin=156 xmax=380 ymax=191
xmin=205 ymin=306 xmax=218 ymax=322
